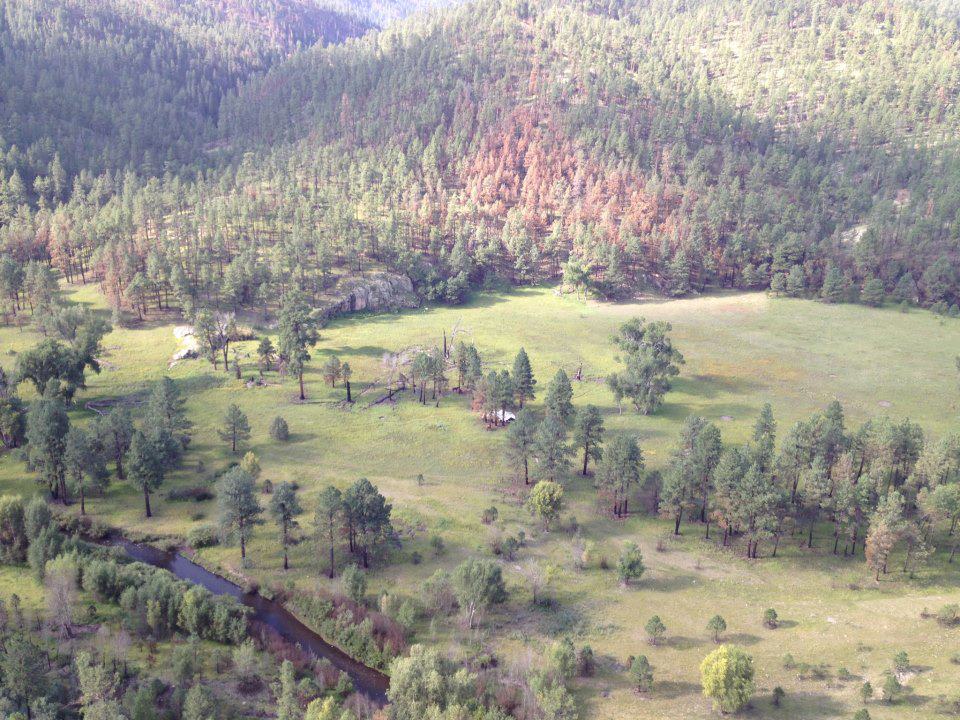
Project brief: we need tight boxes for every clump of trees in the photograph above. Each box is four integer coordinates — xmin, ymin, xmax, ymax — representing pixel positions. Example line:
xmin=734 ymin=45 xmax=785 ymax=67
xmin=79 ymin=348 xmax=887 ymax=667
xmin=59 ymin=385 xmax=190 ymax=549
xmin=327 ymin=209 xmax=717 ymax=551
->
xmin=607 ymin=318 xmax=684 ymax=415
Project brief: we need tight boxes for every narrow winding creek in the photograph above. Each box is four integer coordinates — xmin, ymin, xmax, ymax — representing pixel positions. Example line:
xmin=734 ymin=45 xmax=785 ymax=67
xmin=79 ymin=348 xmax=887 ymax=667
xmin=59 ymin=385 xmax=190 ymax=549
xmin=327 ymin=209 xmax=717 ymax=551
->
xmin=114 ymin=539 xmax=390 ymax=703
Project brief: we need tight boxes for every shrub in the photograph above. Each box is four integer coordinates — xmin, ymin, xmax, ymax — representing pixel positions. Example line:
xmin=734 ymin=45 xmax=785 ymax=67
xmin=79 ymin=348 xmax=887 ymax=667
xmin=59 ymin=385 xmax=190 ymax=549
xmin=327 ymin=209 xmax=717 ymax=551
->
xmin=429 ymin=534 xmax=445 ymax=557
xmin=645 ymin=615 xmax=666 ymax=645
xmin=577 ymin=646 xmax=595 ymax=677
xmin=772 ymin=686 xmax=785 ymax=707
xmin=617 ymin=542 xmax=645 ymax=585
xmin=707 ymin=615 xmax=727 ymax=643
xmin=166 ymin=486 xmax=214 ymax=502
xmin=187 ymin=525 xmax=219 ymax=548
xmin=763 ymin=607 xmax=779 ymax=629
xmin=629 ymin=655 xmax=654 ymax=693
xmin=269 ymin=416 xmax=290 ymax=442
xmin=341 ymin=565 xmax=367 ymax=604
xmin=700 ymin=646 xmax=755 ymax=714
xmin=549 ymin=637 xmax=577 ymax=681
xmin=937 ymin=603 xmax=959 ymax=627
xmin=893 ymin=650 xmax=909 ymax=674
xmin=882 ymin=674 xmax=901 ymax=703
xmin=481 ymin=506 xmax=498 ymax=524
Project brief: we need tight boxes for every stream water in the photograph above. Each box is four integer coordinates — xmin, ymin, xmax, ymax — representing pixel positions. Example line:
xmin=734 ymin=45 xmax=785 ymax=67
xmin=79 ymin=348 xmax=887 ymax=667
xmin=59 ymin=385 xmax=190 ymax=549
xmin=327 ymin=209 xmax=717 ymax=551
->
xmin=113 ymin=538 xmax=390 ymax=703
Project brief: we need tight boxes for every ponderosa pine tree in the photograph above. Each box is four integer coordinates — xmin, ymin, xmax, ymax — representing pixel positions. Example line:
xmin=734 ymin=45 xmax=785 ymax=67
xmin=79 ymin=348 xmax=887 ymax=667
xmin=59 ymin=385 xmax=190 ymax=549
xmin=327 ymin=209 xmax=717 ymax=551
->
xmin=598 ymin=434 xmax=643 ymax=517
xmin=512 ymin=347 xmax=536 ymax=407
xmin=573 ymin=405 xmax=604 ymax=476
xmin=314 ymin=485 xmax=343 ymax=578
xmin=544 ymin=369 xmax=574 ymax=425
xmin=219 ymin=403 xmax=251 ymax=454
xmin=126 ymin=430 xmax=165 ymax=518
xmin=217 ymin=466 xmax=263 ymax=562
xmin=269 ymin=482 xmax=302 ymax=570
xmin=534 ymin=412 xmax=571 ymax=481
xmin=96 ymin=406 xmax=133 ymax=480
xmin=26 ymin=380 xmax=70 ymax=501
xmin=278 ymin=290 xmax=319 ymax=401
xmin=607 ymin=318 xmax=684 ymax=415
xmin=507 ymin=408 xmax=537 ymax=484
xmin=64 ymin=425 xmax=107 ymax=515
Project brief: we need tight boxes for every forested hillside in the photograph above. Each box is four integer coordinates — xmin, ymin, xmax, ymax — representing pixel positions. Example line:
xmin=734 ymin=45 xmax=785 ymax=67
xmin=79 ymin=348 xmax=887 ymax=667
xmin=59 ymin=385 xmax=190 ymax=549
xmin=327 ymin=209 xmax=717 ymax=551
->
xmin=0 ymin=0 xmax=367 ymax=194
xmin=327 ymin=0 xmax=463 ymax=25
xmin=215 ymin=0 xmax=960 ymax=303
xmin=4 ymin=0 xmax=960 ymax=322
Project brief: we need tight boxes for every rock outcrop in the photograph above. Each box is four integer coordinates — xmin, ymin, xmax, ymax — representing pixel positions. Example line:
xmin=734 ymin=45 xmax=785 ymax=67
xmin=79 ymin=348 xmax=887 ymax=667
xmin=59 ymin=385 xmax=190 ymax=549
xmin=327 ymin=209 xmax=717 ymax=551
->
xmin=319 ymin=272 xmax=418 ymax=320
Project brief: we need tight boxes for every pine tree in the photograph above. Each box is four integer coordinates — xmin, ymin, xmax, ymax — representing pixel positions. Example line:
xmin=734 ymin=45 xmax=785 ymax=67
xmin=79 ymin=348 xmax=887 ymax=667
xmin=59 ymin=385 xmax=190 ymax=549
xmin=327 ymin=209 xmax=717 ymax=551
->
xmin=219 ymin=403 xmax=251 ymax=454
xmin=573 ymin=405 xmax=604 ymax=476
xmin=545 ymin=369 xmax=574 ymax=425
xmin=217 ymin=467 xmax=263 ymax=562
xmin=512 ymin=347 xmax=536 ymax=407
xmin=269 ymin=482 xmax=302 ymax=570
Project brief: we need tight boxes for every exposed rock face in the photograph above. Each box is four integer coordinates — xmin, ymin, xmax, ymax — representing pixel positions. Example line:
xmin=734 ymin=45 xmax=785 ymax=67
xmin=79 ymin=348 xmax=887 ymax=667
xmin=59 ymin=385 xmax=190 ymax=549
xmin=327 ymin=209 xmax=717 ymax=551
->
xmin=320 ymin=272 xmax=418 ymax=320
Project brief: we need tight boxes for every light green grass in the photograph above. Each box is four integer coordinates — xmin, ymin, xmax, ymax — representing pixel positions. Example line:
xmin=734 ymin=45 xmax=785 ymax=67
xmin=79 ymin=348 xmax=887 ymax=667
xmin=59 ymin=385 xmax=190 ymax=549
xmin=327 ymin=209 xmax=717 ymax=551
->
xmin=2 ymin=285 xmax=960 ymax=719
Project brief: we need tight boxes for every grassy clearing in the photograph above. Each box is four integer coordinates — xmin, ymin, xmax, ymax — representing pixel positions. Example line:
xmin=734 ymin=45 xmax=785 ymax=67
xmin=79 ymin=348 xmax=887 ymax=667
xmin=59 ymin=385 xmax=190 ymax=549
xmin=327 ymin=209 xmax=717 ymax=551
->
xmin=2 ymin=285 xmax=960 ymax=719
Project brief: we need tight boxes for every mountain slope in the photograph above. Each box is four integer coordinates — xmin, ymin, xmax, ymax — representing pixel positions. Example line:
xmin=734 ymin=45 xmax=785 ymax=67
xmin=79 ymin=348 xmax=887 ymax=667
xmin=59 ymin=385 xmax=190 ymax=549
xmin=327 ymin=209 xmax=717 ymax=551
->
xmin=5 ymin=0 xmax=960 ymax=320
xmin=0 ymin=0 xmax=368 ymax=189
xmin=211 ymin=0 xmax=960 ymax=300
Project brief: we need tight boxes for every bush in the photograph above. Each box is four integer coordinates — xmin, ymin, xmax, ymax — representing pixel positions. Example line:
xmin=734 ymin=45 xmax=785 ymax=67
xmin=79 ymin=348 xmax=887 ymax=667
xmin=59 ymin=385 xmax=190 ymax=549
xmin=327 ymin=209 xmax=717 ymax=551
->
xmin=341 ymin=565 xmax=367 ymax=604
xmin=187 ymin=525 xmax=219 ymax=549
xmin=617 ymin=542 xmax=645 ymax=585
xmin=763 ymin=608 xmax=779 ymax=629
xmin=269 ymin=416 xmax=290 ymax=442
xmin=166 ymin=486 xmax=214 ymax=502
xmin=577 ymin=646 xmax=595 ymax=677
xmin=481 ymin=506 xmax=498 ymax=524
xmin=937 ymin=603 xmax=959 ymax=627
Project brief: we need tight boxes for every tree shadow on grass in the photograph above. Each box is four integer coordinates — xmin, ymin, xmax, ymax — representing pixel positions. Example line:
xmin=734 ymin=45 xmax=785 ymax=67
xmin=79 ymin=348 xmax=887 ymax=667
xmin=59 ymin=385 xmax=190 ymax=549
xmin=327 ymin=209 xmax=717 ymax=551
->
xmin=320 ymin=344 xmax=393 ymax=359
xmin=655 ymin=680 xmax=701 ymax=700
xmin=645 ymin=573 xmax=701 ymax=593
xmin=750 ymin=692 xmax=846 ymax=719
xmin=665 ymin=635 xmax=706 ymax=651
xmin=722 ymin=632 xmax=762 ymax=646
xmin=284 ymin=432 xmax=321 ymax=445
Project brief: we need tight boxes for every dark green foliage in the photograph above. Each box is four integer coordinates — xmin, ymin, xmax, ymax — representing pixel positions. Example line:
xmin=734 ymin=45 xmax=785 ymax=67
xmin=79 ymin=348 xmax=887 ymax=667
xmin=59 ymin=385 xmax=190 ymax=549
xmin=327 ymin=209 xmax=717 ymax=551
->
xmin=544 ymin=369 xmax=574 ymax=425
xmin=217 ymin=466 xmax=263 ymax=561
xmin=269 ymin=416 xmax=290 ymax=442
xmin=512 ymin=347 xmax=536 ymax=407
xmin=573 ymin=405 xmax=604 ymax=476
xmin=269 ymin=482 xmax=302 ymax=569
xmin=607 ymin=318 xmax=684 ymax=415
xmin=219 ymin=403 xmax=251 ymax=454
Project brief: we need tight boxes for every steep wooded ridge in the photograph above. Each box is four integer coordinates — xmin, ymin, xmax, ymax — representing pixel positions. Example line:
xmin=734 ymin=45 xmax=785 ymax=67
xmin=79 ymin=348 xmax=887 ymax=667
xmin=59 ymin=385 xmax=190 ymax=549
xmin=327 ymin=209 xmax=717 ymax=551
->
xmin=0 ymin=0 xmax=367 ymax=186
xmin=3 ymin=0 xmax=960 ymax=320
xmin=214 ymin=0 xmax=960 ymax=301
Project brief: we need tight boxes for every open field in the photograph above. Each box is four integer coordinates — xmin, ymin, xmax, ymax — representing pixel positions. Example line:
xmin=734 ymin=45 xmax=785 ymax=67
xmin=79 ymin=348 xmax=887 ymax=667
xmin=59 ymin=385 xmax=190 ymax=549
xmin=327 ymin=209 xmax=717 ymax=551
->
xmin=2 ymin=284 xmax=960 ymax=719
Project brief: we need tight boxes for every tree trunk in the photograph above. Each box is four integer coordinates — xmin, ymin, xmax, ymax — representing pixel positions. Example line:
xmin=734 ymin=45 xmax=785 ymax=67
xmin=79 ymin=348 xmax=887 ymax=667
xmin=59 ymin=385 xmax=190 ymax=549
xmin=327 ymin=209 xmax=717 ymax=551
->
xmin=144 ymin=487 xmax=152 ymax=518
xmin=346 ymin=381 xmax=352 ymax=403
xmin=80 ymin=486 xmax=85 ymax=515
xmin=283 ymin=546 xmax=289 ymax=570
xmin=674 ymin=508 xmax=683 ymax=535
xmin=299 ymin=372 xmax=305 ymax=401
xmin=240 ymin=534 xmax=246 ymax=560
xmin=329 ymin=544 xmax=335 ymax=578
xmin=582 ymin=448 xmax=589 ymax=476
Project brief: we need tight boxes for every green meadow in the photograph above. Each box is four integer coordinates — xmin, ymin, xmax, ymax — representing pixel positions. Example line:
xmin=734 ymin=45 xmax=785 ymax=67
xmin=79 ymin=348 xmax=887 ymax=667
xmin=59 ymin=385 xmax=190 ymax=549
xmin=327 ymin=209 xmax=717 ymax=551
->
xmin=2 ymin=284 xmax=959 ymax=719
